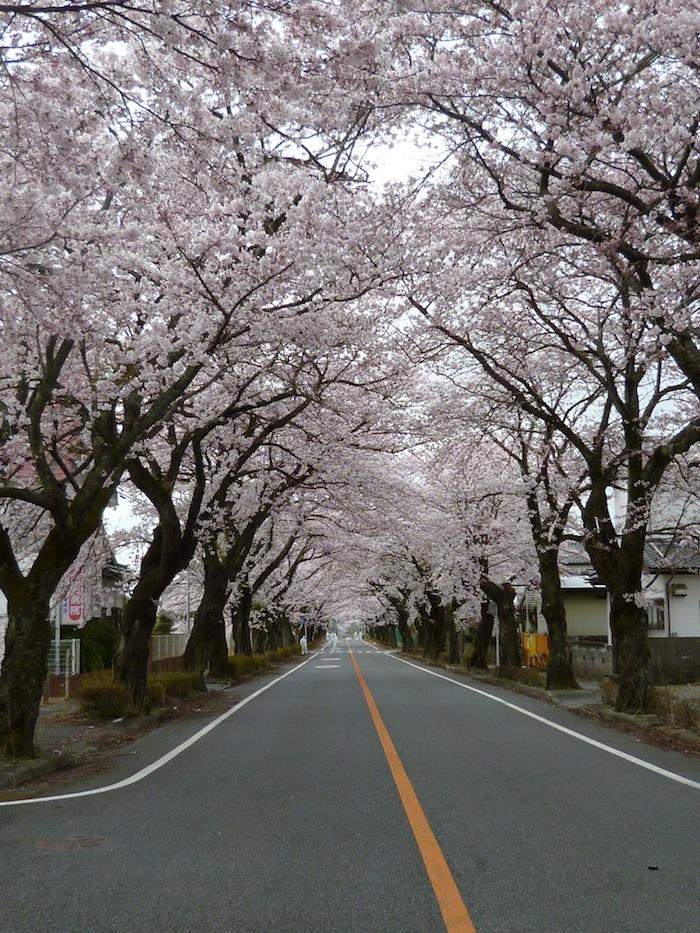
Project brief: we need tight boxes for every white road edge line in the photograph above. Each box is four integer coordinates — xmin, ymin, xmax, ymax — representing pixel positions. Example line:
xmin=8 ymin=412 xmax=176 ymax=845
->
xmin=386 ymin=653 xmax=700 ymax=791
xmin=0 ymin=653 xmax=319 ymax=808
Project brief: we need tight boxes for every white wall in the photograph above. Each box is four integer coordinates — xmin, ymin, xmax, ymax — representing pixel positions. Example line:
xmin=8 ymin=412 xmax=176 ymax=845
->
xmin=561 ymin=592 xmax=609 ymax=638
xmin=665 ymin=574 xmax=700 ymax=638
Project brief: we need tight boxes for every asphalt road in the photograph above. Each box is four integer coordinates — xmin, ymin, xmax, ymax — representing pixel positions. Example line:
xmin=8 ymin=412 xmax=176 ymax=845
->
xmin=1 ymin=641 xmax=699 ymax=932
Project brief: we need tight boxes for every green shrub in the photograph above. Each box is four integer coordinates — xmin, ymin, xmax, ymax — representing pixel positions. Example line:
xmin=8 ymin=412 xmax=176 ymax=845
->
xmin=227 ymin=645 xmax=300 ymax=680
xmin=79 ymin=683 xmax=132 ymax=719
xmin=274 ymin=645 xmax=299 ymax=659
xmin=78 ymin=618 xmax=118 ymax=671
xmin=228 ymin=653 xmax=270 ymax=678
xmin=146 ymin=681 xmax=167 ymax=706
xmin=149 ymin=671 xmax=204 ymax=698
xmin=80 ymin=669 xmax=113 ymax=689
xmin=153 ymin=611 xmax=175 ymax=635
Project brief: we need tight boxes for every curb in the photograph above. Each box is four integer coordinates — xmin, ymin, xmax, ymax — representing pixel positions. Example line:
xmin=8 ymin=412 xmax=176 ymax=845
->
xmin=0 ymin=752 xmax=74 ymax=791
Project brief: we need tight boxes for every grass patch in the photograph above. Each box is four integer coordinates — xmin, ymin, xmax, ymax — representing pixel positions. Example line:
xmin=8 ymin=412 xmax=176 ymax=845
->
xmin=227 ymin=645 xmax=299 ymax=680
xmin=78 ymin=670 xmax=205 ymax=717
xmin=652 ymin=687 xmax=700 ymax=729
xmin=78 ymin=683 xmax=133 ymax=719
xmin=148 ymin=671 xmax=205 ymax=699
xmin=273 ymin=645 xmax=299 ymax=660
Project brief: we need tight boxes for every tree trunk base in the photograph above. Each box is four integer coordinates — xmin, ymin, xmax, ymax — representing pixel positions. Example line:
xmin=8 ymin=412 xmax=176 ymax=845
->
xmin=545 ymin=658 xmax=579 ymax=691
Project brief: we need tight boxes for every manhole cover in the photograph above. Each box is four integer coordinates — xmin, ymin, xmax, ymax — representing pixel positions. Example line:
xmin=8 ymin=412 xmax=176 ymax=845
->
xmin=36 ymin=835 xmax=108 ymax=851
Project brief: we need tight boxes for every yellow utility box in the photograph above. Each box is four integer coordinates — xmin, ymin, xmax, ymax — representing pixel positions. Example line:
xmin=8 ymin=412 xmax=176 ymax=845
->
xmin=522 ymin=632 xmax=549 ymax=667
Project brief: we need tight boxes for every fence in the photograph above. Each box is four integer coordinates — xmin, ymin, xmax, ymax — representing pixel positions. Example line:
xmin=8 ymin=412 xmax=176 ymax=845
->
xmin=49 ymin=638 xmax=81 ymax=676
xmin=150 ymin=633 xmax=188 ymax=673
xmin=44 ymin=639 xmax=82 ymax=699
xmin=151 ymin=634 xmax=188 ymax=661
xmin=568 ymin=638 xmax=613 ymax=678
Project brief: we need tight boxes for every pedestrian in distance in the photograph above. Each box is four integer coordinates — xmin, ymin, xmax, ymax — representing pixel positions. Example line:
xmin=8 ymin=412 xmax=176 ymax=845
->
xmin=300 ymin=634 xmax=308 ymax=655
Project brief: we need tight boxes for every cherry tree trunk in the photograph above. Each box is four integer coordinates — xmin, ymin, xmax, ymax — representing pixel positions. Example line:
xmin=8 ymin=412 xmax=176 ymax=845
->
xmin=539 ymin=550 xmax=578 ymax=690
xmin=114 ymin=531 xmax=187 ymax=705
xmin=585 ymin=516 xmax=652 ymax=711
xmin=265 ymin=618 xmax=282 ymax=650
xmin=183 ymin=557 xmax=230 ymax=677
xmin=232 ymin=587 xmax=253 ymax=656
xmin=396 ymin=605 xmax=413 ymax=650
xmin=0 ymin=586 xmax=52 ymax=758
xmin=445 ymin=604 xmax=458 ymax=664
xmin=414 ymin=616 xmax=426 ymax=651
xmin=281 ymin=618 xmax=295 ymax=646
xmin=494 ymin=585 xmax=521 ymax=669
xmin=424 ymin=593 xmax=447 ymax=661
xmin=609 ymin=592 xmax=652 ymax=712
xmin=115 ymin=595 xmax=158 ymax=708
xmin=251 ymin=627 xmax=267 ymax=654
xmin=469 ymin=599 xmax=494 ymax=669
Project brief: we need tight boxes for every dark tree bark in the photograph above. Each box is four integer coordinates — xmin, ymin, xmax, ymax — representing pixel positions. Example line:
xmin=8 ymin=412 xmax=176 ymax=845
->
xmin=0 ymin=488 xmax=114 ymax=756
xmin=414 ymin=612 xmax=426 ymax=652
xmin=583 ymin=476 xmax=653 ymax=711
xmin=182 ymin=553 xmax=230 ymax=677
xmin=445 ymin=602 xmax=459 ymax=664
xmin=114 ymin=515 xmax=192 ymax=705
xmin=498 ymin=583 xmax=521 ymax=669
xmin=115 ymin=444 xmax=205 ymax=705
xmin=518 ymin=467 xmax=579 ymax=690
xmin=397 ymin=617 xmax=413 ymax=650
xmin=280 ymin=615 xmax=295 ymax=646
xmin=114 ymin=603 xmax=155 ymax=709
xmin=0 ymin=586 xmax=53 ymax=757
xmin=423 ymin=591 xmax=447 ymax=661
xmin=481 ymin=578 xmax=521 ymax=669
xmin=232 ymin=585 xmax=253 ymax=656
xmin=608 ymin=593 xmax=651 ymax=711
xmin=469 ymin=598 xmax=495 ymax=669
xmin=446 ymin=621 xmax=459 ymax=664
xmin=251 ymin=626 xmax=267 ymax=654
xmin=538 ymin=549 xmax=579 ymax=690
xmin=393 ymin=599 xmax=413 ymax=650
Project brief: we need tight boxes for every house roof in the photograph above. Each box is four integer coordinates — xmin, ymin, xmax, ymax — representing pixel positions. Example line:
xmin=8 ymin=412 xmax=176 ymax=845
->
xmin=644 ymin=539 xmax=700 ymax=573
xmin=560 ymin=538 xmax=700 ymax=580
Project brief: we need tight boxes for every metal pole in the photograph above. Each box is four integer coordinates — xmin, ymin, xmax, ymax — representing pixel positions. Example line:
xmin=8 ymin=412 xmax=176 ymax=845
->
xmin=495 ymin=619 xmax=500 ymax=670
xmin=65 ymin=642 xmax=71 ymax=699
xmin=54 ymin=600 xmax=61 ymax=675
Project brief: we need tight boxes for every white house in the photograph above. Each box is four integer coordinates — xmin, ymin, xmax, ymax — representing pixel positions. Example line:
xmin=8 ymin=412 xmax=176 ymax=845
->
xmin=525 ymin=539 xmax=700 ymax=644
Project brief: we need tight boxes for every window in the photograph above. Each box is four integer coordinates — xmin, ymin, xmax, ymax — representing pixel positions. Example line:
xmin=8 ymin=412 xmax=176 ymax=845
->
xmin=647 ymin=600 xmax=665 ymax=631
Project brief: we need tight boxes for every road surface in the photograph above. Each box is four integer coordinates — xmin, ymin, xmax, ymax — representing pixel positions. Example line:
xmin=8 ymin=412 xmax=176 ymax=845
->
xmin=1 ymin=640 xmax=699 ymax=932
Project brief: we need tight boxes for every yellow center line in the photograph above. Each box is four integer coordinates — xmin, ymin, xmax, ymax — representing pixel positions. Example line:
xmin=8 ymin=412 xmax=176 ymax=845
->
xmin=349 ymin=646 xmax=476 ymax=933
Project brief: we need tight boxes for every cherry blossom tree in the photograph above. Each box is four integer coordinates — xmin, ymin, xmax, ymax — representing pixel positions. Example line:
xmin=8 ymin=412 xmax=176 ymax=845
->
xmin=376 ymin=1 xmax=700 ymax=393
xmin=403 ymin=208 xmax=699 ymax=709
xmin=0 ymin=0 xmax=402 ymax=754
